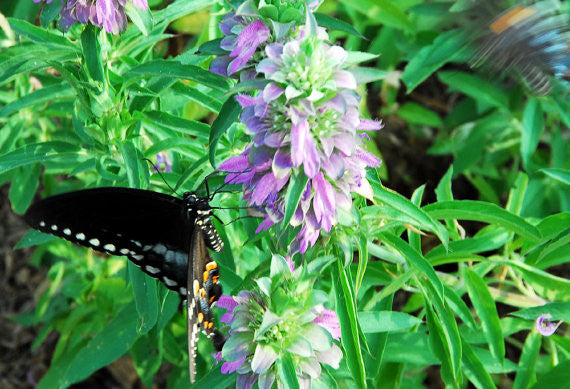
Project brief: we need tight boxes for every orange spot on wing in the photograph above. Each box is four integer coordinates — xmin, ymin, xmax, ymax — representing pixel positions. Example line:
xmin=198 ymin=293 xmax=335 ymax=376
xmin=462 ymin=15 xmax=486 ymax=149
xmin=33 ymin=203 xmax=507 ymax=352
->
xmin=490 ymin=6 xmax=537 ymax=34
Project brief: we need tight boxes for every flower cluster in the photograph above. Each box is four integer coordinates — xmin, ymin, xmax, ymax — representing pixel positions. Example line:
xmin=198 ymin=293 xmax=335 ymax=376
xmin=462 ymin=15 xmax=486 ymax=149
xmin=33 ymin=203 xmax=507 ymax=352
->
xmin=216 ymin=255 xmax=342 ymax=388
xmin=218 ymin=21 xmax=381 ymax=253
xmin=33 ymin=0 xmax=148 ymax=34
xmin=535 ymin=313 xmax=563 ymax=336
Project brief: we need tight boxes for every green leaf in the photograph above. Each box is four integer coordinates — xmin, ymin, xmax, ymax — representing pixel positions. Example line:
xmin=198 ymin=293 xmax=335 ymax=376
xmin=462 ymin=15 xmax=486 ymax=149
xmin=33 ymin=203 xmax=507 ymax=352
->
xmin=128 ymin=262 xmax=158 ymax=335
xmin=439 ymin=71 xmax=509 ymax=109
xmin=8 ymin=18 xmax=78 ymax=50
xmin=81 ymin=26 xmax=104 ymax=83
xmin=350 ymin=67 xmax=389 ymax=84
xmin=314 ymin=12 xmax=366 ymax=38
xmin=276 ymin=353 xmax=299 ymax=389
xmin=281 ymin=170 xmax=309 ymax=230
xmin=379 ymin=232 xmax=444 ymax=300
xmin=141 ymin=110 xmax=210 ymax=138
xmin=541 ymin=168 xmax=570 ymax=186
xmin=374 ymin=186 xmax=449 ymax=246
xmin=125 ymin=1 xmax=154 ymax=37
xmin=357 ymin=311 xmax=422 ymax=333
xmin=128 ymin=60 xmax=231 ymax=92
xmin=209 ymin=95 xmax=241 ymax=167
xmin=59 ymin=302 xmax=139 ymax=387
xmin=9 ymin=163 xmax=41 ymax=214
xmin=499 ymin=260 xmax=570 ymax=301
xmin=401 ymin=29 xmax=470 ymax=92
xmin=463 ymin=267 xmax=505 ymax=365
xmin=117 ymin=141 xmax=143 ymax=189
xmin=153 ymin=0 xmax=216 ymax=24
xmin=533 ymin=360 xmax=570 ymax=389
xmin=15 ymin=229 xmax=57 ymax=249
xmin=423 ymin=200 xmax=541 ymax=241
xmin=398 ymin=102 xmax=443 ymax=127
xmin=511 ymin=302 xmax=570 ymax=322
xmin=0 ymin=82 xmax=73 ymax=117
xmin=521 ymin=98 xmax=543 ymax=168
xmin=40 ymin=0 xmax=63 ymax=27
xmin=461 ymin=336 xmax=496 ymax=389
xmin=339 ymin=0 xmax=413 ymax=31
xmin=0 ymin=142 xmax=81 ymax=175
xmin=333 ymin=259 xmax=366 ymax=387
xmin=512 ymin=331 xmax=541 ymax=389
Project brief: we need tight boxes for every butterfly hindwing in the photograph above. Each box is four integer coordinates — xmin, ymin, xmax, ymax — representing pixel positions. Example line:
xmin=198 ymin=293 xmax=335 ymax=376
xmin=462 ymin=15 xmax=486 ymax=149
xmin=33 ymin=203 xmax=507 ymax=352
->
xmin=187 ymin=222 xmax=223 ymax=383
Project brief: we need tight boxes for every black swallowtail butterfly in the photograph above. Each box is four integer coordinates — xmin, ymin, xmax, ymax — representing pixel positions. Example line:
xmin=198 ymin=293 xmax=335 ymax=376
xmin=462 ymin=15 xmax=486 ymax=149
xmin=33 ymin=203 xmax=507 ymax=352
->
xmin=470 ymin=1 xmax=570 ymax=95
xmin=24 ymin=187 xmax=226 ymax=383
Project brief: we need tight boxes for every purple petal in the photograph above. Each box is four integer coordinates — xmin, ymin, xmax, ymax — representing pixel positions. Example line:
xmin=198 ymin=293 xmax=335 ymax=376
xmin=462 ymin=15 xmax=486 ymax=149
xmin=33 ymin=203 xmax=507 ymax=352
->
xmin=316 ymin=343 xmax=343 ymax=369
xmin=255 ymin=215 xmax=275 ymax=233
xmin=263 ymin=83 xmax=284 ymax=102
xmin=303 ymin=134 xmax=320 ymax=178
xmin=229 ymin=20 xmax=270 ymax=74
xmin=333 ymin=132 xmax=356 ymax=155
xmin=219 ymin=152 xmax=251 ymax=173
xmin=236 ymin=374 xmax=258 ymax=389
xmin=291 ymin=120 xmax=308 ymax=168
xmin=272 ymin=148 xmax=292 ymax=179
xmin=312 ymin=172 xmax=336 ymax=231
xmin=251 ymin=344 xmax=278 ymax=374
xmin=354 ymin=147 xmax=382 ymax=168
xmin=334 ymin=70 xmax=357 ymax=90
xmin=357 ymin=119 xmax=383 ymax=131
xmin=256 ymin=58 xmax=279 ymax=75
xmin=130 ymin=0 xmax=148 ymax=9
xmin=321 ymin=153 xmax=345 ymax=180
xmin=285 ymin=256 xmax=295 ymax=273
xmin=221 ymin=357 xmax=247 ymax=374
xmin=313 ymin=309 xmax=341 ymax=340
xmin=210 ymin=55 xmax=231 ymax=77
xmin=536 ymin=314 xmax=563 ymax=336
xmin=236 ymin=94 xmax=258 ymax=107
xmin=252 ymin=172 xmax=276 ymax=205
xmin=217 ymin=294 xmax=238 ymax=311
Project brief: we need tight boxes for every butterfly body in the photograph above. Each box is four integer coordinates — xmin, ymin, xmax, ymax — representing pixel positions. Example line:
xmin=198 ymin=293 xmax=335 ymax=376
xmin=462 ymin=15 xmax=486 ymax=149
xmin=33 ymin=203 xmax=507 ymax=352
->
xmin=24 ymin=187 xmax=225 ymax=383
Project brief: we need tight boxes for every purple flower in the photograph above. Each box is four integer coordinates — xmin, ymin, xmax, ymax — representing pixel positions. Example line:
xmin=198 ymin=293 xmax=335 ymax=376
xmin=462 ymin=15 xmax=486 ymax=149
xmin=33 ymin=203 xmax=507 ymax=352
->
xmin=219 ymin=32 xmax=382 ymax=254
xmin=210 ymin=14 xmax=269 ymax=81
xmin=216 ymin=255 xmax=342 ymax=387
xmin=37 ymin=0 xmax=148 ymax=34
xmin=535 ymin=314 xmax=562 ymax=336
xmin=153 ymin=152 xmax=171 ymax=173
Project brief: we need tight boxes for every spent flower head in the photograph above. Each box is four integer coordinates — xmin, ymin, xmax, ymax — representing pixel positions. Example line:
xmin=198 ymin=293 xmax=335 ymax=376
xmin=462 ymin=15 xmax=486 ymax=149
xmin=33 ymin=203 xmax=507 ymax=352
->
xmin=216 ymin=255 xmax=342 ymax=388
xmin=218 ymin=26 xmax=381 ymax=253
xmin=33 ymin=0 xmax=148 ymax=34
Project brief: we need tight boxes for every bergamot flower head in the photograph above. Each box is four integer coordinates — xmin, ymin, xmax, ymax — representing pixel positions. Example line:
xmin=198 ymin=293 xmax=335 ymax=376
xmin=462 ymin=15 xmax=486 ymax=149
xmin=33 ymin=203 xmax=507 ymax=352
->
xmin=219 ymin=28 xmax=381 ymax=253
xmin=216 ymin=255 xmax=342 ymax=388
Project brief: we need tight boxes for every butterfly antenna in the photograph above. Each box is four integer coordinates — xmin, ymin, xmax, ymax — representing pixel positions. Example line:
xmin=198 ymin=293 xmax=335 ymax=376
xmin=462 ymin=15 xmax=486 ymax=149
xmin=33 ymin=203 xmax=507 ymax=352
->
xmin=209 ymin=167 xmax=254 ymax=200
xmin=142 ymin=158 xmax=181 ymax=197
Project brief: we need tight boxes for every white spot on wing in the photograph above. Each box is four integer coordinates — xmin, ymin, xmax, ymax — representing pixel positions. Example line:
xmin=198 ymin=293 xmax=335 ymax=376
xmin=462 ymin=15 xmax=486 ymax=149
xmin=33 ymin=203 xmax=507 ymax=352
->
xmin=163 ymin=277 xmax=177 ymax=286
xmin=180 ymin=287 xmax=187 ymax=295
xmin=145 ymin=265 xmax=160 ymax=274
xmin=63 ymin=228 xmax=71 ymax=236
xmin=120 ymin=248 xmax=129 ymax=255
xmin=76 ymin=233 xmax=86 ymax=240
xmin=51 ymin=225 xmax=58 ymax=231
xmin=131 ymin=254 xmax=144 ymax=261
xmin=89 ymin=238 xmax=100 ymax=246
xmin=39 ymin=221 xmax=46 ymax=227
xmin=153 ymin=244 xmax=167 ymax=255
xmin=104 ymin=244 xmax=116 ymax=252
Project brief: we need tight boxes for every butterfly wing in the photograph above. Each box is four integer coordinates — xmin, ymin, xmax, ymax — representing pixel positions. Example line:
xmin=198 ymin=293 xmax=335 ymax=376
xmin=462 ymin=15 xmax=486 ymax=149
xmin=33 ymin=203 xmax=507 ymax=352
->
xmin=187 ymin=227 xmax=223 ymax=383
xmin=471 ymin=2 xmax=570 ymax=95
xmin=24 ymin=187 xmax=191 ymax=296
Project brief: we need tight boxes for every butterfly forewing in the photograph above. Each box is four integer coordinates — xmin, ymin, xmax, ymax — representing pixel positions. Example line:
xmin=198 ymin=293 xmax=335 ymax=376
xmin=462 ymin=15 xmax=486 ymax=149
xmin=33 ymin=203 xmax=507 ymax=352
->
xmin=24 ymin=188 xmax=193 ymax=296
